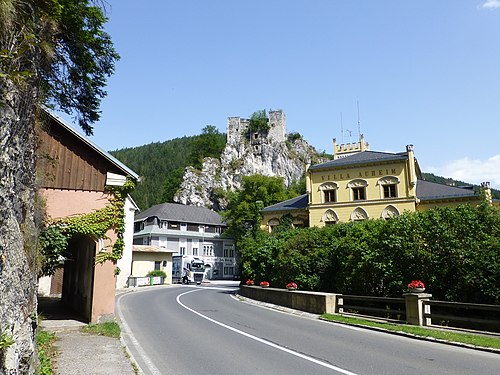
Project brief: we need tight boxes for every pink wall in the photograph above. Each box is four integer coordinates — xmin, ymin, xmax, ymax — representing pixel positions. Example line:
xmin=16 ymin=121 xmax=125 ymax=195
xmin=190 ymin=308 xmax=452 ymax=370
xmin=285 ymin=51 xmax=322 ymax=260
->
xmin=41 ymin=188 xmax=118 ymax=323
xmin=40 ymin=189 xmax=112 ymax=219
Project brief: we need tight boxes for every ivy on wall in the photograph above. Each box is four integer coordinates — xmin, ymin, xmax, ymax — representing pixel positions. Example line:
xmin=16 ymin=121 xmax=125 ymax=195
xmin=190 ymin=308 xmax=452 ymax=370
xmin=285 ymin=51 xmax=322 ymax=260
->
xmin=39 ymin=178 xmax=136 ymax=276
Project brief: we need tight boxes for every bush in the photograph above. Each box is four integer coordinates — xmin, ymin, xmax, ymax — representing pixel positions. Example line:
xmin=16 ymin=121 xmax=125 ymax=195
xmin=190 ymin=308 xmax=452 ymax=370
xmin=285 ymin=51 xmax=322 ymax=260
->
xmin=238 ymin=204 xmax=500 ymax=303
xmin=146 ymin=270 xmax=166 ymax=278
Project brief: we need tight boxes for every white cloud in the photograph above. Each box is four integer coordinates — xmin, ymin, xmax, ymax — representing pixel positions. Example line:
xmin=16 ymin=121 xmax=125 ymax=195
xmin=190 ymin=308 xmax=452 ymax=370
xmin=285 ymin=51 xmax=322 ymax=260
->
xmin=425 ymin=154 xmax=500 ymax=190
xmin=482 ymin=0 xmax=500 ymax=9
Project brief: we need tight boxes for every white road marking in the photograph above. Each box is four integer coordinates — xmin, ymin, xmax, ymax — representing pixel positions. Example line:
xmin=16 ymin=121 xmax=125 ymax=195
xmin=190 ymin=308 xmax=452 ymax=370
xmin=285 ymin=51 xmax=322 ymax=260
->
xmin=116 ymin=293 xmax=163 ymax=375
xmin=177 ymin=289 xmax=360 ymax=375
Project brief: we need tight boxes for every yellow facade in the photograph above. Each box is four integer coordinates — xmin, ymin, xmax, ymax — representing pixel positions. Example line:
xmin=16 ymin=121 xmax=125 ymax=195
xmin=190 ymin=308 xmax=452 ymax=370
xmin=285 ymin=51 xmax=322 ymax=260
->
xmin=261 ymin=136 xmax=489 ymax=231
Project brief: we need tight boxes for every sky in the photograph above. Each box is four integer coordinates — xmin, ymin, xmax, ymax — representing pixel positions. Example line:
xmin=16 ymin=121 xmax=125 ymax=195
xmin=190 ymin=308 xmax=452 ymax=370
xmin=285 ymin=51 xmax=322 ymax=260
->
xmin=66 ymin=0 xmax=500 ymax=189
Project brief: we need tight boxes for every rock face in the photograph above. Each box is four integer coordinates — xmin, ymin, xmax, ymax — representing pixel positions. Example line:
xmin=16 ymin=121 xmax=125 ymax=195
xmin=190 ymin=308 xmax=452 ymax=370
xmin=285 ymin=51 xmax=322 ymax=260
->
xmin=174 ymin=110 xmax=324 ymax=210
xmin=0 ymin=85 xmax=39 ymax=374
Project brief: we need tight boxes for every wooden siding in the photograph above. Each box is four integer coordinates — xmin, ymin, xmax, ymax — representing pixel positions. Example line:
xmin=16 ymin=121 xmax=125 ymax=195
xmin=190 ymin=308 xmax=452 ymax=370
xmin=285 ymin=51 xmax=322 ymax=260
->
xmin=37 ymin=114 xmax=125 ymax=191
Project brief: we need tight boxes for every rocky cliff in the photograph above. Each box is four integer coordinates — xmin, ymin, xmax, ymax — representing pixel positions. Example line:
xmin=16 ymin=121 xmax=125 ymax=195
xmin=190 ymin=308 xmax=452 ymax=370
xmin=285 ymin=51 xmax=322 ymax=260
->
xmin=0 ymin=84 xmax=39 ymax=374
xmin=174 ymin=112 xmax=325 ymax=210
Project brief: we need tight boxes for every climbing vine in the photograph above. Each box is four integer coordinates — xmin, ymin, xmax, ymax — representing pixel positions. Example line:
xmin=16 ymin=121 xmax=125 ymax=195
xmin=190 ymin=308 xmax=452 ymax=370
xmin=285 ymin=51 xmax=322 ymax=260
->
xmin=39 ymin=178 xmax=136 ymax=276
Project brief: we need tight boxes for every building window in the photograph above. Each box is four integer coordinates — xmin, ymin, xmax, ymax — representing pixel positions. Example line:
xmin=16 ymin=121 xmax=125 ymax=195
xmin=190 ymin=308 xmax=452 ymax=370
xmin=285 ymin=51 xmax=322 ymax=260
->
xmin=154 ymin=261 xmax=161 ymax=271
xmin=224 ymin=266 xmax=234 ymax=276
xmin=203 ymin=245 xmax=213 ymax=256
xmin=319 ymin=182 xmax=338 ymax=204
xmin=193 ymin=247 xmax=198 ymax=256
xmin=229 ymin=248 xmax=235 ymax=257
xmin=223 ymin=248 xmax=228 ymax=257
xmin=180 ymin=223 xmax=187 ymax=232
xmin=322 ymin=209 xmax=338 ymax=226
xmin=351 ymin=207 xmax=368 ymax=221
xmin=159 ymin=220 xmax=168 ymax=229
xmin=180 ymin=247 xmax=186 ymax=255
xmin=383 ymin=184 xmax=397 ymax=198
xmin=348 ymin=179 xmax=368 ymax=201
xmin=352 ymin=187 xmax=366 ymax=201
xmin=324 ymin=189 xmax=336 ymax=203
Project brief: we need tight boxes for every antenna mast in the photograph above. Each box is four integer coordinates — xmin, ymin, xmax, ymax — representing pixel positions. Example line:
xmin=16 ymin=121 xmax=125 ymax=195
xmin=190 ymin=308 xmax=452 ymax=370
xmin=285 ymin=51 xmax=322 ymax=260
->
xmin=340 ymin=112 xmax=344 ymax=143
xmin=357 ymin=100 xmax=361 ymax=138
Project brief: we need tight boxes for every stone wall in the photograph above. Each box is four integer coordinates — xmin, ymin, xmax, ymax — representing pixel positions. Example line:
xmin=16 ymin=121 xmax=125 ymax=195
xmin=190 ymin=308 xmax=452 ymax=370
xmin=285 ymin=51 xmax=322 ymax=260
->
xmin=0 ymin=87 xmax=38 ymax=374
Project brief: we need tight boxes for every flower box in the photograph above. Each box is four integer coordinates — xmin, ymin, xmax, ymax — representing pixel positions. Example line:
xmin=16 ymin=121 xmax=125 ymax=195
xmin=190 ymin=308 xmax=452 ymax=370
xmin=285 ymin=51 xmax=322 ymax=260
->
xmin=407 ymin=280 xmax=425 ymax=292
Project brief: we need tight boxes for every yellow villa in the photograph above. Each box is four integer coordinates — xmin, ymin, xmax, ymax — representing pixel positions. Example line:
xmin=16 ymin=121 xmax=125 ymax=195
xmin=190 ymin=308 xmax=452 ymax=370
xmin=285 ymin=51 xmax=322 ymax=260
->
xmin=262 ymin=135 xmax=493 ymax=231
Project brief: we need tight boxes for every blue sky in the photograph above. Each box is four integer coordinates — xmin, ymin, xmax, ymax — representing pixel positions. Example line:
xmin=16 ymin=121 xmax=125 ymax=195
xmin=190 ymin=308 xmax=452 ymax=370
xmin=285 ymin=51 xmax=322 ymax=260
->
xmin=72 ymin=1 xmax=500 ymax=188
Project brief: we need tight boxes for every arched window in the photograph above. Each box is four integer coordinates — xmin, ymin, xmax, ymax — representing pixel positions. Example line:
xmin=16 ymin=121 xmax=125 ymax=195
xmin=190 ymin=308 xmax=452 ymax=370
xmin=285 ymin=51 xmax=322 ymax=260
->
xmin=321 ymin=209 xmax=339 ymax=225
xmin=381 ymin=205 xmax=400 ymax=219
xmin=378 ymin=176 xmax=399 ymax=199
xmin=267 ymin=218 xmax=280 ymax=233
xmin=292 ymin=216 xmax=307 ymax=228
xmin=350 ymin=207 xmax=368 ymax=221
xmin=318 ymin=182 xmax=338 ymax=203
xmin=347 ymin=179 xmax=368 ymax=201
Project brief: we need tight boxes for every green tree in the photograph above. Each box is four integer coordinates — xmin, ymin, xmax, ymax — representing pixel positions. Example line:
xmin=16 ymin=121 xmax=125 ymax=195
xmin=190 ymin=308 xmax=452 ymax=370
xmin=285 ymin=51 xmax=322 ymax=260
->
xmin=223 ymin=174 xmax=289 ymax=241
xmin=1 ymin=0 xmax=119 ymax=134
xmin=188 ymin=125 xmax=226 ymax=169
xmin=248 ymin=109 xmax=269 ymax=134
xmin=162 ymin=167 xmax=185 ymax=203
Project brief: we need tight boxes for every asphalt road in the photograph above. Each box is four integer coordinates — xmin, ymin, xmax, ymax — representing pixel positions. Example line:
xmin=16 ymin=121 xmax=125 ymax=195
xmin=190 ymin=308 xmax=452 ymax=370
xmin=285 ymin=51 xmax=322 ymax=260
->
xmin=117 ymin=283 xmax=500 ymax=375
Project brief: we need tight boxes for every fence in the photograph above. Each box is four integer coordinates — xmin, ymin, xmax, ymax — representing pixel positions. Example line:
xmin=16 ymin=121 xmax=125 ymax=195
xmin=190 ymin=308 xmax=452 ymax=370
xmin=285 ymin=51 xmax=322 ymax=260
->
xmin=241 ymin=286 xmax=500 ymax=333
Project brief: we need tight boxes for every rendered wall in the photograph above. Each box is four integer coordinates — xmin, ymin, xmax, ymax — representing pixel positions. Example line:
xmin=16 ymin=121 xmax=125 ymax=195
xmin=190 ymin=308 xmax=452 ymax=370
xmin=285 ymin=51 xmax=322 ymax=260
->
xmin=132 ymin=252 xmax=173 ymax=284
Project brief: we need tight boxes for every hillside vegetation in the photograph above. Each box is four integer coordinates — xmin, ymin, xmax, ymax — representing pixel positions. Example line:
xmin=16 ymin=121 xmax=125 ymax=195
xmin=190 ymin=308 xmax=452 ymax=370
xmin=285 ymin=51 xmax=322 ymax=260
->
xmin=110 ymin=126 xmax=225 ymax=210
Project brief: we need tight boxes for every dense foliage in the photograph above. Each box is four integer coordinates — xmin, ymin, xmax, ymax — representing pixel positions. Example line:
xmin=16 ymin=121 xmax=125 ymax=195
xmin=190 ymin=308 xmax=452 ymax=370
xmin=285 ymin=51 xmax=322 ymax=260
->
xmin=238 ymin=202 xmax=500 ymax=304
xmin=248 ymin=109 xmax=270 ymax=134
xmin=111 ymin=129 xmax=226 ymax=210
xmin=0 ymin=0 xmax=119 ymax=134
xmin=223 ymin=174 xmax=299 ymax=241
xmin=188 ymin=125 xmax=226 ymax=169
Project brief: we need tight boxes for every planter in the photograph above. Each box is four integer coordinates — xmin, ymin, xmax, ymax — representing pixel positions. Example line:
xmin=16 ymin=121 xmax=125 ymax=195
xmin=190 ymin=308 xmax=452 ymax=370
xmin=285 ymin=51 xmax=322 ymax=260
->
xmin=409 ymin=287 xmax=425 ymax=293
xmin=261 ymin=285 xmax=269 ymax=288
xmin=287 ymin=287 xmax=297 ymax=291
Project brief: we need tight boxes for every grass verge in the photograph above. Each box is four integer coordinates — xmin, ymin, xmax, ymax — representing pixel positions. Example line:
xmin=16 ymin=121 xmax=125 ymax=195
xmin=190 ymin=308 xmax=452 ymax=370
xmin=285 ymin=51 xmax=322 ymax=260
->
xmin=36 ymin=330 xmax=57 ymax=375
xmin=321 ymin=314 xmax=500 ymax=349
xmin=81 ymin=321 xmax=121 ymax=338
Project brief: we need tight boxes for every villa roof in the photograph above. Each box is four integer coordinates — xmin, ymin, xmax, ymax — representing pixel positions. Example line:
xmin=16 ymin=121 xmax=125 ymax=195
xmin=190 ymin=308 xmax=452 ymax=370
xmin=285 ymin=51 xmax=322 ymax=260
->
xmin=309 ymin=151 xmax=409 ymax=171
xmin=262 ymin=194 xmax=309 ymax=213
xmin=416 ymin=180 xmax=477 ymax=201
xmin=135 ymin=202 xmax=226 ymax=226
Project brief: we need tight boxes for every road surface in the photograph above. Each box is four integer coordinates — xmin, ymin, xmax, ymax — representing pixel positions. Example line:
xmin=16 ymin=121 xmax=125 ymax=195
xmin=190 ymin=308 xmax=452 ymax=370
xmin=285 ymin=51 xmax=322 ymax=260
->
xmin=117 ymin=283 xmax=499 ymax=375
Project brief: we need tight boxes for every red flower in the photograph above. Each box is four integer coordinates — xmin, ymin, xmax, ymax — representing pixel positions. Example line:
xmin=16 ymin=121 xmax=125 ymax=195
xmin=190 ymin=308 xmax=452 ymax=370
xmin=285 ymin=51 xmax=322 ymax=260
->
xmin=259 ymin=281 xmax=269 ymax=287
xmin=286 ymin=282 xmax=298 ymax=289
xmin=246 ymin=279 xmax=254 ymax=285
xmin=407 ymin=280 xmax=425 ymax=289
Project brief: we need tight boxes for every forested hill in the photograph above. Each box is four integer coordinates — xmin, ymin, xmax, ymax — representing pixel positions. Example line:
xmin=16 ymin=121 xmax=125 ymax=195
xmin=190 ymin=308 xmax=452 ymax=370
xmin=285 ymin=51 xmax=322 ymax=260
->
xmin=111 ymin=137 xmax=195 ymax=209
xmin=110 ymin=126 xmax=226 ymax=210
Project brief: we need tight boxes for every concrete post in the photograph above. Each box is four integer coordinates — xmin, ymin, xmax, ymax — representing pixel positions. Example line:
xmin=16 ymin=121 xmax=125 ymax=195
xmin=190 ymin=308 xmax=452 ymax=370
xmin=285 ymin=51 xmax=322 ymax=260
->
xmin=404 ymin=292 xmax=432 ymax=326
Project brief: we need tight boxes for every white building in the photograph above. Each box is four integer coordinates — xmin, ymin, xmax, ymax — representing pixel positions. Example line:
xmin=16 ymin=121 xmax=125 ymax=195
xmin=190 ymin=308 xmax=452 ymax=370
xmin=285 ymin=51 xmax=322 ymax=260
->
xmin=133 ymin=203 xmax=236 ymax=279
